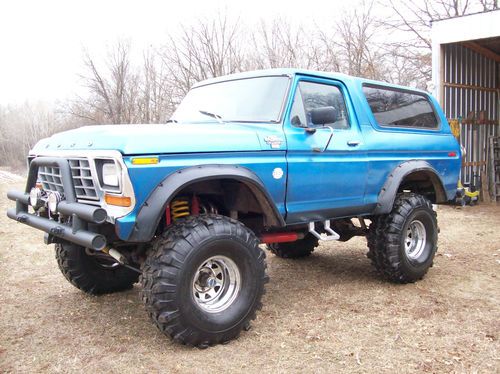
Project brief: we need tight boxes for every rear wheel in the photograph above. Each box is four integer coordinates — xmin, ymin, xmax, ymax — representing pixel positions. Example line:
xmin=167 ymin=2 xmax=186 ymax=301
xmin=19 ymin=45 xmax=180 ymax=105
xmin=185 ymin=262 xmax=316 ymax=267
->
xmin=367 ymin=193 xmax=438 ymax=283
xmin=55 ymin=243 xmax=139 ymax=294
xmin=140 ymin=214 xmax=268 ymax=347
xmin=266 ymin=234 xmax=319 ymax=258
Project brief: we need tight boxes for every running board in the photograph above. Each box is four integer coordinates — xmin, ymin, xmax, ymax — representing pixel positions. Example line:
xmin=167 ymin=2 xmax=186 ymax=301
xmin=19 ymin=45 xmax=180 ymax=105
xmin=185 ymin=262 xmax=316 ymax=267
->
xmin=308 ymin=221 xmax=340 ymax=241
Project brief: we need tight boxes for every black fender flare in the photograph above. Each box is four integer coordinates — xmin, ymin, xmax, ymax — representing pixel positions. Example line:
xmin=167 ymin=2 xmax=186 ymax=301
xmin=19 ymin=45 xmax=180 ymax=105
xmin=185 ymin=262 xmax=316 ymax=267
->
xmin=373 ymin=160 xmax=447 ymax=215
xmin=126 ymin=164 xmax=285 ymax=242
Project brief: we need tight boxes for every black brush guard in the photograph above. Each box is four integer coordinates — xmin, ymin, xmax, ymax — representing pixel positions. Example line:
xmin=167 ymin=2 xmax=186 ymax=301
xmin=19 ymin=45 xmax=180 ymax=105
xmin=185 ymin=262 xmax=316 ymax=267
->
xmin=6 ymin=157 xmax=107 ymax=251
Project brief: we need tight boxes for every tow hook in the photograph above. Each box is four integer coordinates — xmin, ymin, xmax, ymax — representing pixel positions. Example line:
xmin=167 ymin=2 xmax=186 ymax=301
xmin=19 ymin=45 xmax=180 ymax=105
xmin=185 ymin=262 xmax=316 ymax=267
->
xmin=101 ymin=247 xmax=142 ymax=274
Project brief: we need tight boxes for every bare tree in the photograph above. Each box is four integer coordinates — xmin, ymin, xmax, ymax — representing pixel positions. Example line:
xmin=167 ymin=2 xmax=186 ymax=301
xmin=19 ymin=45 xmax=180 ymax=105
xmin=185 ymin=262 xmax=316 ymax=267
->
xmin=312 ymin=29 xmax=343 ymax=73
xmin=478 ymin=0 xmax=498 ymax=10
xmin=249 ymin=19 xmax=322 ymax=70
xmin=336 ymin=1 xmax=380 ymax=77
xmin=69 ymin=41 xmax=141 ymax=124
xmin=138 ymin=50 xmax=175 ymax=123
xmin=69 ymin=41 xmax=175 ymax=124
xmin=313 ymin=1 xmax=388 ymax=80
xmin=0 ymin=106 xmax=9 ymax=163
xmin=379 ymin=0 xmax=499 ymax=84
xmin=159 ymin=13 xmax=244 ymax=104
xmin=0 ymin=102 xmax=72 ymax=168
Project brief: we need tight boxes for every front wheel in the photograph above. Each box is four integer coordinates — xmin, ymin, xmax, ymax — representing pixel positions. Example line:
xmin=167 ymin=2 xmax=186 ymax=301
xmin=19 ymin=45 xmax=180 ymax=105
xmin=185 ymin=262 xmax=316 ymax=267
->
xmin=55 ymin=243 xmax=139 ymax=294
xmin=367 ymin=193 xmax=438 ymax=283
xmin=140 ymin=215 xmax=268 ymax=347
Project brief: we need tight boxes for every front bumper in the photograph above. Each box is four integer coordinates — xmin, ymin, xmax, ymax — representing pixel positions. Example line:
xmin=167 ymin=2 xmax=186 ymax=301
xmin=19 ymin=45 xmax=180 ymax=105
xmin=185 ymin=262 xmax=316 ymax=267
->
xmin=6 ymin=157 xmax=108 ymax=251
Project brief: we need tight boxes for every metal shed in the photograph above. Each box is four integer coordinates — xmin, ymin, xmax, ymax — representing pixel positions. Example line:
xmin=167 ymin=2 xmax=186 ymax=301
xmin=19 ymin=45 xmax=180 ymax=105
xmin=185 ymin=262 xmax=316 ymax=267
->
xmin=432 ymin=10 xmax=500 ymax=200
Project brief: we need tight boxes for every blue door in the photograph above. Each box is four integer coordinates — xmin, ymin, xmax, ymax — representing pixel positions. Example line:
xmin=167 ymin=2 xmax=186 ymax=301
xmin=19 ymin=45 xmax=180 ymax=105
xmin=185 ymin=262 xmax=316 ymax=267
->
xmin=284 ymin=76 xmax=369 ymax=224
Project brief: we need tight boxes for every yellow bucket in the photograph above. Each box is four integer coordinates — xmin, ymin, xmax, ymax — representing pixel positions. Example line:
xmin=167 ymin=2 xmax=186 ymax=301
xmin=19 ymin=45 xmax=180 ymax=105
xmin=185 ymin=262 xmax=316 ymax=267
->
xmin=449 ymin=119 xmax=460 ymax=139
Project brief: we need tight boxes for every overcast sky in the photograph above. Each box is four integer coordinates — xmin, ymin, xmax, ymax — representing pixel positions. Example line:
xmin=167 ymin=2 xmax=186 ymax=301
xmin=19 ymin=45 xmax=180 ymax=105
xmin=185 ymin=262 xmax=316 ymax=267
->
xmin=0 ymin=0 xmax=371 ymax=105
xmin=0 ymin=0 xmax=364 ymax=104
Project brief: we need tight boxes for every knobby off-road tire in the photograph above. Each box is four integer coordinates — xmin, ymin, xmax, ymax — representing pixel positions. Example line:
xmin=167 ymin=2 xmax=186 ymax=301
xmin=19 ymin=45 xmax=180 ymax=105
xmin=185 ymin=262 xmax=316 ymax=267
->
xmin=55 ymin=243 xmax=139 ymax=294
xmin=140 ymin=214 xmax=268 ymax=348
xmin=266 ymin=234 xmax=319 ymax=258
xmin=367 ymin=193 xmax=438 ymax=283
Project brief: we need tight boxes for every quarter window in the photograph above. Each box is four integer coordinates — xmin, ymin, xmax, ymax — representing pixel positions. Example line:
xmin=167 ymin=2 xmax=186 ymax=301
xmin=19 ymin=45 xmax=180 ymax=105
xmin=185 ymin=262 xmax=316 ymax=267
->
xmin=363 ymin=85 xmax=439 ymax=129
xmin=290 ymin=81 xmax=350 ymax=129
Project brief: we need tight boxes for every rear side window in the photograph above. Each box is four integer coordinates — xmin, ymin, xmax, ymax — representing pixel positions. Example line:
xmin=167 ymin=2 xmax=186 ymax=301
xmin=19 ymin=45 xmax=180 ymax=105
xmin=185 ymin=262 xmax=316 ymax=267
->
xmin=363 ymin=85 xmax=439 ymax=129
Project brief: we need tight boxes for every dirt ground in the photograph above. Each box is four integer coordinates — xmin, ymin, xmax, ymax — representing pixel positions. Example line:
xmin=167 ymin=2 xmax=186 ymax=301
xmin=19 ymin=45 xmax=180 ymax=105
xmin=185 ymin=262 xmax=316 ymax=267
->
xmin=0 ymin=179 xmax=499 ymax=374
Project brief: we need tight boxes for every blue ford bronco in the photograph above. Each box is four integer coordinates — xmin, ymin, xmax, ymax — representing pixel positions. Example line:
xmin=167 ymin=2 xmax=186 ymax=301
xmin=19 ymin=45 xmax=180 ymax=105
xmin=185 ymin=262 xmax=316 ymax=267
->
xmin=7 ymin=69 xmax=461 ymax=347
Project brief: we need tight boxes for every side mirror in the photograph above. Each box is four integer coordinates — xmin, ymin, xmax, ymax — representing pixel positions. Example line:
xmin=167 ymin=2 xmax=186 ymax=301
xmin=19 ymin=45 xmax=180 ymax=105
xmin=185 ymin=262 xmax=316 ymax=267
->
xmin=310 ymin=106 xmax=338 ymax=126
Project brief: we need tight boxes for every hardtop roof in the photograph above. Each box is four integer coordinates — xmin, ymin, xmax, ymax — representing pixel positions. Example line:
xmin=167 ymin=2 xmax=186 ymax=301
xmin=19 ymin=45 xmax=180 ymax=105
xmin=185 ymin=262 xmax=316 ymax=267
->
xmin=192 ymin=68 xmax=430 ymax=95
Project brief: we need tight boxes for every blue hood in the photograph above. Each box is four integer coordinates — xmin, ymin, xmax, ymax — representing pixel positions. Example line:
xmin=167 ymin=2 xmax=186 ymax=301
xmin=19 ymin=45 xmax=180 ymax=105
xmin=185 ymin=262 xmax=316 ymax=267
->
xmin=30 ymin=123 xmax=279 ymax=155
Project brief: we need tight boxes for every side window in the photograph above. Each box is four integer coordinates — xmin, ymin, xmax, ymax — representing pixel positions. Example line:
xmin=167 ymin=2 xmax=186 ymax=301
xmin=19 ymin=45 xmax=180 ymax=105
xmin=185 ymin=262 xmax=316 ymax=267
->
xmin=290 ymin=81 xmax=350 ymax=129
xmin=363 ymin=85 xmax=439 ymax=129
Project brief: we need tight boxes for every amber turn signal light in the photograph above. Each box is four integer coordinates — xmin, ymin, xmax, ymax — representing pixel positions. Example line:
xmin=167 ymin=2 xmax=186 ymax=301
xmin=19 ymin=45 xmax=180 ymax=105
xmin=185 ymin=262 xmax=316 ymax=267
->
xmin=131 ymin=157 xmax=159 ymax=165
xmin=105 ymin=194 xmax=132 ymax=207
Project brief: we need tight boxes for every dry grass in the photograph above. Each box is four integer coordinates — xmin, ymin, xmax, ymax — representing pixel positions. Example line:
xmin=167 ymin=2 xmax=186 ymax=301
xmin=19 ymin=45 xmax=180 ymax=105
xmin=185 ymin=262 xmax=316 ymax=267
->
xmin=1 ymin=180 xmax=499 ymax=373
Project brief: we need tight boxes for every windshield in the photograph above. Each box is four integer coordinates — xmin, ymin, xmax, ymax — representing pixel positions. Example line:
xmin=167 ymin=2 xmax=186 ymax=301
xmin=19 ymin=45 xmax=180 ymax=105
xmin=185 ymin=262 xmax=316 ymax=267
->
xmin=171 ymin=76 xmax=290 ymax=123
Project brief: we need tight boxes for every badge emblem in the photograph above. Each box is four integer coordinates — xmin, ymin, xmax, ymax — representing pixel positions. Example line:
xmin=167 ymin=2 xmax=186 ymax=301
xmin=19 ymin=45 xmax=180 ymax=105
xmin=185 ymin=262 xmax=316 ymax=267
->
xmin=264 ymin=135 xmax=284 ymax=149
xmin=272 ymin=168 xmax=284 ymax=180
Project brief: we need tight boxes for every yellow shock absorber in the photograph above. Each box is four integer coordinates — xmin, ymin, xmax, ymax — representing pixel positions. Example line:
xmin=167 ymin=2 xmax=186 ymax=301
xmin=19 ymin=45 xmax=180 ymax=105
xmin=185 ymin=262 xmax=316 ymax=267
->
xmin=171 ymin=198 xmax=190 ymax=221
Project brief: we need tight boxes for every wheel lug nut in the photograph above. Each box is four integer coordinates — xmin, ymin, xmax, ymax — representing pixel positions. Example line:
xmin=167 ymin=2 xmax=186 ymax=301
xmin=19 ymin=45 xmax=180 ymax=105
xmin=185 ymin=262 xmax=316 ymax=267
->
xmin=207 ymin=278 xmax=216 ymax=288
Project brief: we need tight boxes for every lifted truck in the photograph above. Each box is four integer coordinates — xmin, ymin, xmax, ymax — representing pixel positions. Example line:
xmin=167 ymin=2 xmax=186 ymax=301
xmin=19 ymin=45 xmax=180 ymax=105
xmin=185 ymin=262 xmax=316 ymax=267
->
xmin=7 ymin=69 xmax=461 ymax=347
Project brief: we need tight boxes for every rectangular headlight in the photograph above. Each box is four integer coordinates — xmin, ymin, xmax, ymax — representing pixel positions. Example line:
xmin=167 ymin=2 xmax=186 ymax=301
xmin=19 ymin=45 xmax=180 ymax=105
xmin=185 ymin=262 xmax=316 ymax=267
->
xmin=102 ymin=162 xmax=119 ymax=187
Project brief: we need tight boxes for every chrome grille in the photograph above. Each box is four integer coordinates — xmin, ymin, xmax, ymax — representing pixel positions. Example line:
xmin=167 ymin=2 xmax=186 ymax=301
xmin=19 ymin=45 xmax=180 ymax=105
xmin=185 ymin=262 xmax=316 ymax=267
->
xmin=38 ymin=158 xmax=99 ymax=201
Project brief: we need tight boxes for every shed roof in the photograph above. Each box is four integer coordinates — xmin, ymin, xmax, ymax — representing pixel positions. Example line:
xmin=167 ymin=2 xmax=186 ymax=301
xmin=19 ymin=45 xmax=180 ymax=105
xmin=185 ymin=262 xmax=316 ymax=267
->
xmin=431 ymin=9 xmax=500 ymax=46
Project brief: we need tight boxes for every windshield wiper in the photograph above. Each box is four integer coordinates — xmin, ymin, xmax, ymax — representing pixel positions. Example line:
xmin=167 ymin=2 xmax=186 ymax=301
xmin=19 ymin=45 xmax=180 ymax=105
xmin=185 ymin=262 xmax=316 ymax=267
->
xmin=165 ymin=119 xmax=178 ymax=124
xmin=199 ymin=110 xmax=224 ymax=124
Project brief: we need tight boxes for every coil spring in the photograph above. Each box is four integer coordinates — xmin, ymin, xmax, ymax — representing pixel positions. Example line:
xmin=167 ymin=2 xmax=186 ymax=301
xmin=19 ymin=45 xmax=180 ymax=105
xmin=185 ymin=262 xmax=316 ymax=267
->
xmin=171 ymin=198 xmax=190 ymax=221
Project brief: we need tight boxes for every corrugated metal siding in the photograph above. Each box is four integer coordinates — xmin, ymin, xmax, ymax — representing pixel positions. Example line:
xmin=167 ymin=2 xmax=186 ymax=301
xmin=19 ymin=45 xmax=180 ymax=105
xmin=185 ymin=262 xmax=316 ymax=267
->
xmin=442 ymin=43 xmax=499 ymax=187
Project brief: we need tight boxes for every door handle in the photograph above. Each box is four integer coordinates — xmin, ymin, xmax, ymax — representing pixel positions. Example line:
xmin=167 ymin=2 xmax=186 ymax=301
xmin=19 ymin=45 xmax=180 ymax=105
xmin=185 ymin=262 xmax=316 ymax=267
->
xmin=347 ymin=140 xmax=360 ymax=147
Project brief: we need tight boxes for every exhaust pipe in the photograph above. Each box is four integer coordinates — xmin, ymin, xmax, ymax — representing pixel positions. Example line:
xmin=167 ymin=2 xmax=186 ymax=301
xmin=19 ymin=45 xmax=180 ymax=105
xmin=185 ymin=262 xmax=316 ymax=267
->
xmin=101 ymin=247 xmax=141 ymax=274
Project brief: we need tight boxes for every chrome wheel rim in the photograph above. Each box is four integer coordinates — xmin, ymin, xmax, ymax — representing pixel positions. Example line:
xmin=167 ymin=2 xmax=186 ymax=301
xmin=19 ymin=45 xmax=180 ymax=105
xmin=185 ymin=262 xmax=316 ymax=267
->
xmin=192 ymin=255 xmax=241 ymax=313
xmin=404 ymin=220 xmax=427 ymax=260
